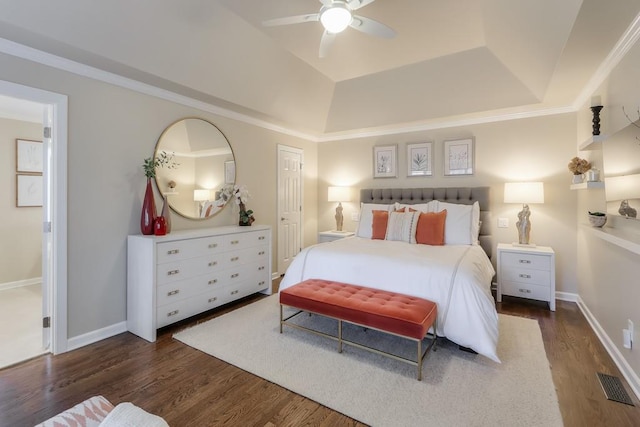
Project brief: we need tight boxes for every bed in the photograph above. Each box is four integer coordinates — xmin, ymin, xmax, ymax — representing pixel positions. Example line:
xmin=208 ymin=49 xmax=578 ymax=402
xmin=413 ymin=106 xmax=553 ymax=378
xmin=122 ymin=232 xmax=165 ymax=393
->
xmin=279 ymin=187 xmax=500 ymax=362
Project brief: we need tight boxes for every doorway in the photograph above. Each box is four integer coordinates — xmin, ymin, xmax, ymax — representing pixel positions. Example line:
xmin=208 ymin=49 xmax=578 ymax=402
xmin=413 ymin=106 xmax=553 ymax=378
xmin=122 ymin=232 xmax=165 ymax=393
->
xmin=277 ymin=145 xmax=303 ymax=276
xmin=0 ymin=80 xmax=68 ymax=363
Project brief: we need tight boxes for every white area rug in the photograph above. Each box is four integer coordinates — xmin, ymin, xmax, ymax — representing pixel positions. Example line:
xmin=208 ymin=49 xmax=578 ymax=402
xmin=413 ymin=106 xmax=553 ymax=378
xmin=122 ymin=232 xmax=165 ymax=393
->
xmin=174 ymin=295 xmax=562 ymax=426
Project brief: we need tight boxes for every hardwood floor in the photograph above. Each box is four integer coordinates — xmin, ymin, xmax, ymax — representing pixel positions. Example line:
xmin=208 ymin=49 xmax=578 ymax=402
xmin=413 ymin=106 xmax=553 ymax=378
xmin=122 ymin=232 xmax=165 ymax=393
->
xmin=1 ymin=286 xmax=639 ymax=427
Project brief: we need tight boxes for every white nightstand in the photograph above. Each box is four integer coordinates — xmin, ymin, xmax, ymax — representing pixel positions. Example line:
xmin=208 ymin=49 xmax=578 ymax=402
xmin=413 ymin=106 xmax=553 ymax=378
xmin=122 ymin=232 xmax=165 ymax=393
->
xmin=318 ymin=230 xmax=355 ymax=243
xmin=496 ymin=243 xmax=556 ymax=311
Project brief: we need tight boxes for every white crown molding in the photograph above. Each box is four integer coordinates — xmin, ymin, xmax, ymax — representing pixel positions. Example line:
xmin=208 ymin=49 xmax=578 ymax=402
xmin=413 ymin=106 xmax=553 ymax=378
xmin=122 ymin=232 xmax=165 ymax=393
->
xmin=1 ymin=21 xmax=637 ymax=143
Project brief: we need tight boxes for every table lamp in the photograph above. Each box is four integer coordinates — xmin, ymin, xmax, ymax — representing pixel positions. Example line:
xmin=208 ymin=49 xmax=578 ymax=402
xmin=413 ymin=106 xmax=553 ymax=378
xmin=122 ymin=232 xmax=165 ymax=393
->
xmin=328 ymin=186 xmax=351 ymax=231
xmin=504 ymin=182 xmax=544 ymax=246
xmin=605 ymin=174 xmax=640 ymax=218
xmin=194 ymin=189 xmax=210 ymax=217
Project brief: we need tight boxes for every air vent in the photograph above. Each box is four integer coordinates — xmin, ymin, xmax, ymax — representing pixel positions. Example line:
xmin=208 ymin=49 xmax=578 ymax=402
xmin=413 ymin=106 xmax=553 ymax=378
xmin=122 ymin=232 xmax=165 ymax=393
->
xmin=597 ymin=372 xmax=634 ymax=406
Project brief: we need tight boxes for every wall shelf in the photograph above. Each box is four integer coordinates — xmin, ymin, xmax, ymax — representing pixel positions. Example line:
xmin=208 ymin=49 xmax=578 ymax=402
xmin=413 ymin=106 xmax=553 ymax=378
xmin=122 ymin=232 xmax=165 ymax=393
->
xmin=579 ymin=134 xmax=607 ymax=151
xmin=570 ymin=181 xmax=605 ymax=190
xmin=581 ymin=223 xmax=640 ymax=256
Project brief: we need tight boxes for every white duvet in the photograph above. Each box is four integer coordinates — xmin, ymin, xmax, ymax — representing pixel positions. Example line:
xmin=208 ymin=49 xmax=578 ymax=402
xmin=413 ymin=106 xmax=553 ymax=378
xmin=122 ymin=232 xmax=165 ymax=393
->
xmin=279 ymin=237 xmax=500 ymax=362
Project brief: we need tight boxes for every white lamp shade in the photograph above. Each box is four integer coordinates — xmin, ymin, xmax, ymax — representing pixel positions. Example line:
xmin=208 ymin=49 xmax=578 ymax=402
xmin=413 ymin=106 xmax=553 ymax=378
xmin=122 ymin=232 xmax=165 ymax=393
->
xmin=328 ymin=186 xmax=351 ymax=202
xmin=193 ymin=189 xmax=210 ymax=202
xmin=320 ymin=4 xmax=352 ymax=33
xmin=504 ymin=182 xmax=544 ymax=204
xmin=605 ymin=174 xmax=640 ymax=201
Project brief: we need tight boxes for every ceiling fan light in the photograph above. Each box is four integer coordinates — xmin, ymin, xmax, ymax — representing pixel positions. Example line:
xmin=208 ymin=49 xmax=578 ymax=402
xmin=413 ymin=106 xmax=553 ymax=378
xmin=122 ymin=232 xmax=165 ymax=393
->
xmin=320 ymin=5 xmax=352 ymax=33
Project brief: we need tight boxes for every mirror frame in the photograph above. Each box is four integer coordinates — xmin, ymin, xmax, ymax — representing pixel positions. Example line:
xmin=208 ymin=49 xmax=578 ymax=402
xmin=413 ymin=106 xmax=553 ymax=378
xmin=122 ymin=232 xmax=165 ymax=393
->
xmin=153 ymin=117 xmax=236 ymax=220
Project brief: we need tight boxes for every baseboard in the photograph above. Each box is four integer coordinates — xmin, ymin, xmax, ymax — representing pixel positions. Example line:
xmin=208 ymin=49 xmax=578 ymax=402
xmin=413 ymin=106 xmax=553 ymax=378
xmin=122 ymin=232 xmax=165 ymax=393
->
xmin=577 ymin=296 xmax=640 ymax=400
xmin=555 ymin=291 xmax=578 ymax=302
xmin=0 ymin=277 xmax=41 ymax=291
xmin=272 ymin=272 xmax=280 ymax=281
xmin=66 ymin=321 xmax=127 ymax=352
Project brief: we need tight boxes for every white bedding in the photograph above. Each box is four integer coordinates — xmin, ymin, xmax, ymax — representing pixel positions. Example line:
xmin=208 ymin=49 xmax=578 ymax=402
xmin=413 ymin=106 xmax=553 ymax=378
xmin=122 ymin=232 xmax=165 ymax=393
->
xmin=279 ymin=237 xmax=500 ymax=362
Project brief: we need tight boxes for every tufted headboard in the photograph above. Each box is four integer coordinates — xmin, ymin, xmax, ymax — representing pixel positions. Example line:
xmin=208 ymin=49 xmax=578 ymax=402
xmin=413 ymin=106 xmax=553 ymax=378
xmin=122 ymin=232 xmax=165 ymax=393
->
xmin=360 ymin=187 xmax=492 ymax=258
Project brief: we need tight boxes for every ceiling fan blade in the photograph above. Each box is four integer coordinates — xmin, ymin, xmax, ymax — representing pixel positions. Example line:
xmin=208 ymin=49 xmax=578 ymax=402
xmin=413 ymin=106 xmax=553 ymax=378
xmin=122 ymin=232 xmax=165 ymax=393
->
xmin=262 ymin=13 xmax=319 ymax=27
xmin=319 ymin=31 xmax=337 ymax=58
xmin=319 ymin=0 xmax=333 ymax=6
xmin=348 ymin=0 xmax=377 ymax=11
xmin=350 ymin=15 xmax=396 ymax=38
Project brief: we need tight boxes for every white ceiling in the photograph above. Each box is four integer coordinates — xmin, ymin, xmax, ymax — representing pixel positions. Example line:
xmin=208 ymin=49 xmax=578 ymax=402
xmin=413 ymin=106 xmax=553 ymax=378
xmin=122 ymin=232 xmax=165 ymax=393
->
xmin=0 ymin=0 xmax=639 ymax=135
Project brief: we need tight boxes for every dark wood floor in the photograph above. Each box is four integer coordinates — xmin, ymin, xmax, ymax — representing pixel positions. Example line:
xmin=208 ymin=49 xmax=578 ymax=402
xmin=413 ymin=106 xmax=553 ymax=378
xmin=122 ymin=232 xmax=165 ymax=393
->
xmin=1 ymin=284 xmax=639 ymax=427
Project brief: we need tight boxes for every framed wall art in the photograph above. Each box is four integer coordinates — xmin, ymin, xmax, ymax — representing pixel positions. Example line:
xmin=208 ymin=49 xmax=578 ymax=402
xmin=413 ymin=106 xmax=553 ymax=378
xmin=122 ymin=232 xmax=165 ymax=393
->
xmin=407 ymin=142 xmax=433 ymax=177
xmin=443 ymin=137 xmax=474 ymax=176
xmin=16 ymin=174 xmax=43 ymax=207
xmin=224 ymin=160 xmax=235 ymax=184
xmin=373 ymin=145 xmax=397 ymax=178
xmin=16 ymin=139 xmax=43 ymax=174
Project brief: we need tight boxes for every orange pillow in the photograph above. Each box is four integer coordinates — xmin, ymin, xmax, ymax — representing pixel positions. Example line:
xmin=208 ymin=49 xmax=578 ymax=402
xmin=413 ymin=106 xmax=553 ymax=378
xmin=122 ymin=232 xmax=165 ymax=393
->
xmin=371 ymin=210 xmax=389 ymax=239
xmin=415 ymin=210 xmax=447 ymax=245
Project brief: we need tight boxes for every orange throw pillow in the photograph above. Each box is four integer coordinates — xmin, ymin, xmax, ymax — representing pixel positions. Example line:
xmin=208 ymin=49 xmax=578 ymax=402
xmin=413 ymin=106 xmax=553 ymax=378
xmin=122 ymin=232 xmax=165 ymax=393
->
xmin=371 ymin=210 xmax=389 ymax=239
xmin=416 ymin=210 xmax=447 ymax=245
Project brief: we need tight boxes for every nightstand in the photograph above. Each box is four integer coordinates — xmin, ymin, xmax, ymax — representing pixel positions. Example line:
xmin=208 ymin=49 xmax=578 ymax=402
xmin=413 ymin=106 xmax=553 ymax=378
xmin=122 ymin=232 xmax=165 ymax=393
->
xmin=318 ymin=230 xmax=355 ymax=243
xmin=496 ymin=243 xmax=556 ymax=311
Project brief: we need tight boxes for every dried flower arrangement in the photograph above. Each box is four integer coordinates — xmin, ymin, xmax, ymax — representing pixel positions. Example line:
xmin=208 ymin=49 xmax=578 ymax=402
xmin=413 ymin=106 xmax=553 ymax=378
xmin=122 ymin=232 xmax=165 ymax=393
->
xmin=567 ymin=157 xmax=591 ymax=175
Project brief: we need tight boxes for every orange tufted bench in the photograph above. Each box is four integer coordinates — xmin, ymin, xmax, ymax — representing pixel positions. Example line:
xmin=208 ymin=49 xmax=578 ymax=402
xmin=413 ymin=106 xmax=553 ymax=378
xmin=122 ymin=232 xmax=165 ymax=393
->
xmin=279 ymin=279 xmax=437 ymax=380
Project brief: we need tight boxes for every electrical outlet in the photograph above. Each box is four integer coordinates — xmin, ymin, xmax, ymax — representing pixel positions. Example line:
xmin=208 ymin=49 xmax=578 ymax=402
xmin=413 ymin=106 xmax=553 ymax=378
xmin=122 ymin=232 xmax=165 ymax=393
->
xmin=497 ymin=217 xmax=509 ymax=228
xmin=351 ymin=212 xmax=360 ymax=222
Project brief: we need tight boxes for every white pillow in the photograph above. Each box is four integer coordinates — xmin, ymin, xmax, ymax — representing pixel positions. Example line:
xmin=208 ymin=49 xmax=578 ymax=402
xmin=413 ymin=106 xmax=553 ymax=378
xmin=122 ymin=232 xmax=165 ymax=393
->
xmin=438 ymin=201 xmax=480 ymax=245
xmin=385 ymin=211 xmax=420 ymax=243
xmin=394 ymin=200 xmax=438 ymax=213
xmin=356 ymin=203 xmax=393 ymax=239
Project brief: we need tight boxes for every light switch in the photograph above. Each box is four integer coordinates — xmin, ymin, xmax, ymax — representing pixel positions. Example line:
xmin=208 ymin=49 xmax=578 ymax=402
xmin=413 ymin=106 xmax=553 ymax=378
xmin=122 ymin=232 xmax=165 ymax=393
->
xmin=498 ymin=218 xmax=509 ymax=228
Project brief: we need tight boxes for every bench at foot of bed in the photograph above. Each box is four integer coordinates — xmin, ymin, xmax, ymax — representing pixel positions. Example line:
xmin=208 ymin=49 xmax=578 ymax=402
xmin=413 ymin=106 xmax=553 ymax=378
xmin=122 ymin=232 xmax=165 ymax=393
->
xmin=279 ymin=279 xmax=438 ymax=381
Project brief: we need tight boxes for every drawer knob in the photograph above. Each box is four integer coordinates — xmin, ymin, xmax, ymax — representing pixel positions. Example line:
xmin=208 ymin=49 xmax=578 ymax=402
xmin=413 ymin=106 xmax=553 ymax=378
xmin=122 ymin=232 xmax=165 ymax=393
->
xmin=167 ymin=249 xmax=179 ymax=255
xmin=167 ymin=289 xmax=179 ymax=296
xmin=518 ymin=259 xmax=531 ymax=264
xmin=231 ymin=273 xmax=239 ymax=278
xmin=167 ymin=310 xmax=179 ymax=317
xmin=258 ymin=266 xmax=265 ymax=271
xmin=167 ymin=269 xmax=180 ymax=276
xmin=208 ymin=261 xmax=217 ymax=267
xmin=208 ymin=297 xmax=217 ymax=303
xmin=230 ymin=290 xmax=239 ymax=295
xmin=208 ymin=279 xmax=218 ymax=285
xmin=519 ymin=274 xmax=531 ymax=279
xmin=208 ymin=243 xmax=218 ymax=249
xmin=258 ymin=236 xmax=265 ymax=240
xmin=231 ymin=240 xmax=239 ymax=245
xmin=518 ymin=288 xmax=532 ymax=294
xmin=258 ymin=251 xmax=265 ymax=255
xmin=230 ymin=256 xmax=239 ymax=262
xmin=258 ymin=281 xmax=265 ymax=286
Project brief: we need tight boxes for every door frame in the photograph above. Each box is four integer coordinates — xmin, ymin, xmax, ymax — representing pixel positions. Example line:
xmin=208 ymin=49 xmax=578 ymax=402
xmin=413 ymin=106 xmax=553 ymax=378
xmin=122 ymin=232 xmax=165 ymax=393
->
xmin=0 ymin=80 xmax=68 ymax=354
xmin=276 ymin=144 xmax=304 ymax=277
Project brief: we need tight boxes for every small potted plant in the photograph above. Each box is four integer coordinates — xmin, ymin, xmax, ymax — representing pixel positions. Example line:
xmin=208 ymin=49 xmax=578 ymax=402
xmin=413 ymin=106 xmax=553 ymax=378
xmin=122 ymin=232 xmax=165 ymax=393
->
xmin=568 ymin=157 xmax=591 ymax=184
xmin=587 ymin=211 xmax=607 ymax=227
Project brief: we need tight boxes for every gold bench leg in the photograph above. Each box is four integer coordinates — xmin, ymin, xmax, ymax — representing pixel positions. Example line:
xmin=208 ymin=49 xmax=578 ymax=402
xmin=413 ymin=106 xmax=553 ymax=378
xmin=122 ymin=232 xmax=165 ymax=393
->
xmin=338 ymin=320 xmax=343 ymax=353
xmin=279 ymin=304 xmax=283 ymax=333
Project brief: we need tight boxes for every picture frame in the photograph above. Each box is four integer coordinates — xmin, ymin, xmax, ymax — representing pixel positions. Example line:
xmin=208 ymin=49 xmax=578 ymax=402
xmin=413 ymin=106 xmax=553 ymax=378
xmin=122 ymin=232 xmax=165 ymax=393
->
xmin=407 ymin=142 xmax=433 ymax=177
xmin=373 ymin=145 xmax=397 ymax=178
xmin=224 ymin=160 xmax=235 ymax=184
xmin=16 ymin=174 xmax=43 ymax=207
xmin=443 ymin=137 xmax=474 ymax=176
xmin=16 ymin=139 xmax=43 ymax=174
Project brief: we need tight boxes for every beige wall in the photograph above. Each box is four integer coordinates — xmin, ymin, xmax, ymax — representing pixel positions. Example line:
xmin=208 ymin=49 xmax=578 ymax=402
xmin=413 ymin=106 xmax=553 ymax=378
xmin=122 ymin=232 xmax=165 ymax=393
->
xmin=0 ymin=118 xmax=42 ymax=285
xmin=575 ymin=36 xmax=640 ymax=383
xmin=0 ymin=52 xmax=317 ymax=338
xmin=318 ymin=113 xmax=579 ymax=293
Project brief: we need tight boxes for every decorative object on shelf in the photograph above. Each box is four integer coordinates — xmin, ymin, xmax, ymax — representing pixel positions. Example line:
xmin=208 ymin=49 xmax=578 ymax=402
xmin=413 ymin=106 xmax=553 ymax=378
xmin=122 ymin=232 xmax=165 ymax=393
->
xmin=567 ymin=157 xmax=591 ymax=184
xmin=167 ymin=180 xmax=177 ymax=193
xmin=586 ymin=168 xmax=600 ymax=182
xmin=328 ymin=186 xmax=351 ymax=231
xmin=154 ymin=216 xmax=167 ymax=235
xmin=591 ymin=105 xmax=603 ymax=135
xmin=141 ymin=151 xmax=178 ymax=235
xmin=605 ymin=174 xmax=640 ymax=219
xmin=444 ymin=137 xmax=474 ymax=176
xmin=221 ymin=184 xmax=255 ymax=226
xmin=373 ymin=145 xmax=397 ymax=178
xmin=618 ymin=200 xmax=638 ymax=218
xmin=161 ymin=195 xmax=171 ymax=233
xmin=588 ymin=211 xmax=607 ymax=227
xmin=504 ymin=182 xmax=545 ymax=246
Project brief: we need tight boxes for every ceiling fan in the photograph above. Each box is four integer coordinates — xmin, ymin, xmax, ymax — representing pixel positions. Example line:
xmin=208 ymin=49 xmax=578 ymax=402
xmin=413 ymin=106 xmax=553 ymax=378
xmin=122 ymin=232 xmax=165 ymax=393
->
xmin=262 ymin=0 xmax=396 ymax=58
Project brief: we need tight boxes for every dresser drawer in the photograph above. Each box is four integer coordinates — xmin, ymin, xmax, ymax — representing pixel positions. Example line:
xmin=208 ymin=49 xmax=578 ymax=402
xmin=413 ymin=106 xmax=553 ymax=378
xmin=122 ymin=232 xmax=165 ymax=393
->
xmin=224 ymin=230 xmax=269 ymax=250
xmin=157 ymin=236 xmax=223 ymax=264
xmin=156 ymin=272 xmax=226 ymax=307
xmin=226 ymin=244 xmax=269 ymax=267
xmin=501 ymin=267 xmax=550 ymax=287
xmin=501 ymin=281 xmax=550 ymax=302
xmin=156 ymin=253 xmax=227 ymax=285
xmin=501 ymin=252 xmax=550 ymax=271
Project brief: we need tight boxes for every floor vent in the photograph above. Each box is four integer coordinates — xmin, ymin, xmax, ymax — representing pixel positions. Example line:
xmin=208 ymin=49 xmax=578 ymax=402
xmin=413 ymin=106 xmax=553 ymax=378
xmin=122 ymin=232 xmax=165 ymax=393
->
xmin=597 ymin=372 xmax=635 ymax=406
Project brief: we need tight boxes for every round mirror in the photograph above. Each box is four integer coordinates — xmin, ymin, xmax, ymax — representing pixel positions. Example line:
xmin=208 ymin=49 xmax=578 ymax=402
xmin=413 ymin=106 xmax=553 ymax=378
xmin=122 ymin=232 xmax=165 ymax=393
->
xmin=154 ymin=118 xmax=235 ymax=219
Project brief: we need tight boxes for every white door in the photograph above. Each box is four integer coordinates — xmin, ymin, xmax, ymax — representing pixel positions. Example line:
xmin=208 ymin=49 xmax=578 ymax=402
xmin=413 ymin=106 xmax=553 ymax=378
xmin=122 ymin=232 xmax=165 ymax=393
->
xmin=41 ymin=106 xmax=53 ymax=350
xmin=277 ymin=145 xmax=303 ymax=276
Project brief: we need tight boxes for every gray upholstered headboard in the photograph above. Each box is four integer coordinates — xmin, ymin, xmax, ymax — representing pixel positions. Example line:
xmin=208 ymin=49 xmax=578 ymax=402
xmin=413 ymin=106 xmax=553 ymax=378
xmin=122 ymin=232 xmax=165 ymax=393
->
xmin=360 ymin=187 xmax=492 ymax=258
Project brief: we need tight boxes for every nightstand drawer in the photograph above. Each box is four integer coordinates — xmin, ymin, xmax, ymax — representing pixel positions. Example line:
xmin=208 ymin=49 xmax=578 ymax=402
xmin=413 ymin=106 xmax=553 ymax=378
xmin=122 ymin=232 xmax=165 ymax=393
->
xmin=501 ymin=281 xmax=550 ymax=302
xmin=501 ymin=252 xmax=550 ymax=271
xmin=502 ymin=267 xmax=551 ymax=287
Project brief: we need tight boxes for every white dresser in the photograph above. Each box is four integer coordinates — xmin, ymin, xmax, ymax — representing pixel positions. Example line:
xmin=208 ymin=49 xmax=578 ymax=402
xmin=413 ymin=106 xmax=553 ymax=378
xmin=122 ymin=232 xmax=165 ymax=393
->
xmin=127 ymin=225 xmax=272 ymax=342
xmin=496 ymin=243 xmax=555 ymax=311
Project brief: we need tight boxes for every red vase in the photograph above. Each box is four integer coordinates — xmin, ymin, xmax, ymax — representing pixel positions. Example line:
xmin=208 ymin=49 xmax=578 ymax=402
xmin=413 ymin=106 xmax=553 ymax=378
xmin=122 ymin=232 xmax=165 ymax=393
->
xmin=154 ymin=216 xmax=167 ymax=236
xmin=140 ymin=178 xmax=157 ymax=235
